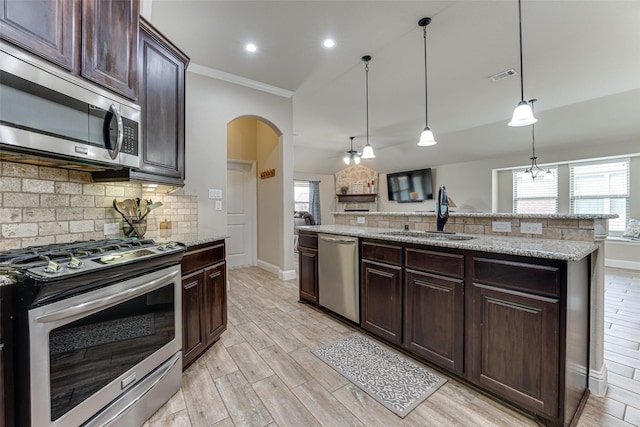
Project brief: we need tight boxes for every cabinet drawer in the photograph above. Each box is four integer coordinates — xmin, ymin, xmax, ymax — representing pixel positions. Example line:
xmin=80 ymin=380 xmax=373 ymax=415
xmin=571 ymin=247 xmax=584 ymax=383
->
xmin=361 ymin=241 xmax=402 ymax=266
xmin=182 ymin=242 xmax=225 ymax=275
xmin=473 ymin=256 xmax=561 ymax=297
xmin=405 ymin=248 xmax=464 ymax=279
xmin=298 ymin=232 xmax=318 ymax=249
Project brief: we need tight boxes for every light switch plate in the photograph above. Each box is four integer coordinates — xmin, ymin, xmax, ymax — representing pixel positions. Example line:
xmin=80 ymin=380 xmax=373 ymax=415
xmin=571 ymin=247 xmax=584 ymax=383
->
xmin=357 ymin=217 xmax=365 ymax=224
xmin=103 ymin=223 xmax=119 ymax=235
xmin=521 ymin=222 xmax=543 ymax=234
xmin=492 ymin=221 xmax=512 ymax=232
xmin=209 ymin=189 xmax=223 ymax=199
xmin=215 ymin=201 xmax=222 ymax=211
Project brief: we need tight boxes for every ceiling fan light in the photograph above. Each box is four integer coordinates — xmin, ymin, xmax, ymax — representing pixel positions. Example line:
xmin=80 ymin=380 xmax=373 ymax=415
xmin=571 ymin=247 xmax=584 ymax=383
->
xmin=417 ymin=127 xmax=437 ymax=146
xmin=354 ymin=155 xmax=361 ymax=165
xmin=361 ymin=143 xmax=375 ymax=159
xmin=343 ymin=156 xmax=350 ymax=165
xmin=508 ymin=101 xmax=538 ymax=127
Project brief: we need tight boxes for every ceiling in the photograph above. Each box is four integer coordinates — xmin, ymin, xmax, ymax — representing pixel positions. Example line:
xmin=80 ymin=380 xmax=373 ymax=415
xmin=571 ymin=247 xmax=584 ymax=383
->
xmin=149 ymin=1 xmax=640 ymax=175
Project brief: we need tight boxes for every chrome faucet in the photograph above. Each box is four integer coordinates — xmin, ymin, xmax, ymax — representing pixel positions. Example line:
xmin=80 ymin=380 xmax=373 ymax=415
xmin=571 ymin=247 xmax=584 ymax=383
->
xmin=436 ymin=185 xmax=449 ymax=232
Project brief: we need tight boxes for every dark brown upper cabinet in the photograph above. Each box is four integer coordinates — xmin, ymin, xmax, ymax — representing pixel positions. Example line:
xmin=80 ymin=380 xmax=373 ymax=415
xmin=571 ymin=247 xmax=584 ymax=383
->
xmin=0 ymin=0 xmax=77 ymax=70
xmin=81 ymin=0 xmax=139 ymax=99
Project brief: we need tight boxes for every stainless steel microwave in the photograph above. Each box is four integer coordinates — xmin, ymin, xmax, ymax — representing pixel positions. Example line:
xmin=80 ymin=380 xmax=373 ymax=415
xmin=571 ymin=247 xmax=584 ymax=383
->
xmin=0 ymin=44 xmax=140 ymax=170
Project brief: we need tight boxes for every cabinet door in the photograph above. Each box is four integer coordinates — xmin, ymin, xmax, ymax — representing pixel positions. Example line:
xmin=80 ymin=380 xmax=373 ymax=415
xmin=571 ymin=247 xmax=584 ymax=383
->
xmin=182 ymin=271 xmax=205 ymax=368
xmin=0 ymin=0 xmax=76 ymax=70
xmin=137 ymin=23 xmax=186 ymax=183
xmin=469 ymin=283 xmax=559 ymax=417
xmin=0 ymin=344 xmax=4 ymax=427
xmin=298 ymin=247 xmax=318 ymax=304
xmin=202 ymin=262 xmax=227 ymax=345
xmin=81 ymin=0 xmax=138 ymax=99
xmin=404 ymin=270 xmax=464 ymax=373
xmin=361 ymin=259 xmax=403 ymax=345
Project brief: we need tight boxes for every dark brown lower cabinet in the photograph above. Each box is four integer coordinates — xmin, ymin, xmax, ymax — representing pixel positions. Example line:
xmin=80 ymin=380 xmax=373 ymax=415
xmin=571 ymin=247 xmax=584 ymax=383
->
xmin=298 ymin=231 xmax=319 ymax=304
xmin=404 ymin=270 xmax=464 ymax=373
xmin=361 ymin=241 xmax=403 ymax=345
xmin=181 ymin=240 xmax=227 ymax=369
xmin=470 ymin=283 xmax=559 ymax=417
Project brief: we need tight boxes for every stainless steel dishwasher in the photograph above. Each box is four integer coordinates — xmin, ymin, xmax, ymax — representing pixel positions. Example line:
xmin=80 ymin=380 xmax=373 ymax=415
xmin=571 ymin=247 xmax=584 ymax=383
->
xmin=318 ymin=234 xmax=359 ymax=323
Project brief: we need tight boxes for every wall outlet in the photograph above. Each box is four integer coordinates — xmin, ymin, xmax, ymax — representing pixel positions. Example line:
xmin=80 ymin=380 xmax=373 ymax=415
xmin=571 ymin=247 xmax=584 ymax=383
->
xmin=215 ymin=201 xmax=222 ymax=211
xmin=208 ymin=189 xmax=223 ymax=199
xmin=103 ymin=223 xmax=119 ymax=235
xmin=492 ymin=221 xmax=512 ymax=232
xmin=521 ymin=222 xmax=543 ymax=234
xmin=357 ymin=217 xmax=365 ymax=224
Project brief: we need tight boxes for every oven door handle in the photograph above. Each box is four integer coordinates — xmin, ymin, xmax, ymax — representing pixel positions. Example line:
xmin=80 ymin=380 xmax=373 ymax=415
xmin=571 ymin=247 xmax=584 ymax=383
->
xmin=35 ymin=269 xmax=179 ymax=323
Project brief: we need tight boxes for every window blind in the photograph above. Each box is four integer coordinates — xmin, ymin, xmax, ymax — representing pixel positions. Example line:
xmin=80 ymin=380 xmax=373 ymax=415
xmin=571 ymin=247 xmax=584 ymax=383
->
xmin=570 ymin=160 xmax=629 ymax=232
xmin=513 ymin=168 xmax=558 ymax=214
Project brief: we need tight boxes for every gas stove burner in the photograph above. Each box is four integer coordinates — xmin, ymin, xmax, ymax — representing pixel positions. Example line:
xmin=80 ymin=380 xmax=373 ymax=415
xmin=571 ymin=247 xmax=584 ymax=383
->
xmin=0 ymin=238 xmax=186 ymax=282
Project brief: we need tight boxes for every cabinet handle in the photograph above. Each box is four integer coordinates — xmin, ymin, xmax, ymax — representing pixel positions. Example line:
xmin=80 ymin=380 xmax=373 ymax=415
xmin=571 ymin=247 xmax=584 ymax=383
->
xmin=184 ymin=280 xmax=199 ymax=290
xmin=209 ymin=271 xmax=222 ymax=279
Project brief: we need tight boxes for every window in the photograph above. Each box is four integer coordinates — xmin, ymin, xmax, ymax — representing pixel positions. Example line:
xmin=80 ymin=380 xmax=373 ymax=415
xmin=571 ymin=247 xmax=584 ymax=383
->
xmin=513 ymin=168 xmax=558 ymax=214
xmin=294 ymin=181 xmax=310 ymax=212
xmin=570 ymin=160 xmax=629 ymax=233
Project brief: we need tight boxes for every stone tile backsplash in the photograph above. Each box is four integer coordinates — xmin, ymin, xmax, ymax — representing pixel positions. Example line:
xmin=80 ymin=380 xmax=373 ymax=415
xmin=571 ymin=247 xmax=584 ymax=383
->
xmin=0 ymin=161 xmax=197 ymax=250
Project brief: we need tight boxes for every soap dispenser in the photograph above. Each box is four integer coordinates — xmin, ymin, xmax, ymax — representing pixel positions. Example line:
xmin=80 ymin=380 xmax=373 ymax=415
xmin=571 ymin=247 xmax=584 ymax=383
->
xmin=436 ymin=185 xmax=449 ymax=232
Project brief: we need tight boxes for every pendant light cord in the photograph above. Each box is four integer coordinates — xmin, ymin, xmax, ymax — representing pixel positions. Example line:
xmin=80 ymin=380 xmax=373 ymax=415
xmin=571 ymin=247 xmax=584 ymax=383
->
xmin=518 ymin=0 xmax=525 ymax=102
xmin=423 ymin=24 xmax=429 ymax=127
xmin=365 ymin=59 xmax=370 ymax=146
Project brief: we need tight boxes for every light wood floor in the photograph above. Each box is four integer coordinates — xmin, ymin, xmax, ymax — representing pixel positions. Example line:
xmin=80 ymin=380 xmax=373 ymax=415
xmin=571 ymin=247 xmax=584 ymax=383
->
xmin=143 ymin=266 xmax=640 ymax=427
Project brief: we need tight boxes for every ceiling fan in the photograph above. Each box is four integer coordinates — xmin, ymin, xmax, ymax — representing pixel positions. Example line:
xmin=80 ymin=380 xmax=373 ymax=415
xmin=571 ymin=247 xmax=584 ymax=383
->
xmin=343 ymin=136 xmax=361 ymax=165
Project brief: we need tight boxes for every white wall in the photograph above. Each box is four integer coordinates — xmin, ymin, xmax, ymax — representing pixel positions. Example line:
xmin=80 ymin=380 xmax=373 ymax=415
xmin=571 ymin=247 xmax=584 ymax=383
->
xmin=184 ymin=71 xmax=295 ymax=275
xmin=293 ymin=172 xmax=335 ymax=225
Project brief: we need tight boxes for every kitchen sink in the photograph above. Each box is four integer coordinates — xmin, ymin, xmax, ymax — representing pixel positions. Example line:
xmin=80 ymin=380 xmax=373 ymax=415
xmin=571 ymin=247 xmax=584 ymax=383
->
xmin=380 ymin=231 xmax=475 ymax=241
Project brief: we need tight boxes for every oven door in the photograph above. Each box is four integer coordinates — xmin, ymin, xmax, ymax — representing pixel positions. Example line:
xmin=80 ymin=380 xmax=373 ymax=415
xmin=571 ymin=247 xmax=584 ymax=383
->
xmin=27 ymin=264 xmax=182 ymax=427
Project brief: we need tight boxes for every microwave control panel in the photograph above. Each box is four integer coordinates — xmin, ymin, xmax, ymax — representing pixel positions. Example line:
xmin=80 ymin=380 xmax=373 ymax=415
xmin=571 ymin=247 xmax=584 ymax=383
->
xmin=121 ymin=118 xmax=139 ymax=156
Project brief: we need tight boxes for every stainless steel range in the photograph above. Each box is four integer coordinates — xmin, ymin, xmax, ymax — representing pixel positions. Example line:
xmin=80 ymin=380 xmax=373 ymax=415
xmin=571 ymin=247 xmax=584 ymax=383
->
xmin=0 ymin=238 xmax=185 ymax=427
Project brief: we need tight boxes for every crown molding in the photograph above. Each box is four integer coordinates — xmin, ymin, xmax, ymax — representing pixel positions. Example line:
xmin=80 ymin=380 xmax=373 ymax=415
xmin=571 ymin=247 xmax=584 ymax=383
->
xmin=187 ymin=63 xmax=295 ymax=99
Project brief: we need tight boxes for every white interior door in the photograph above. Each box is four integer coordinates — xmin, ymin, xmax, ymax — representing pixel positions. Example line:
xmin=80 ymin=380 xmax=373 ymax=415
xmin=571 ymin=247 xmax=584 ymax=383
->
xmin=227 ymin=161 xmax=256 ymax=268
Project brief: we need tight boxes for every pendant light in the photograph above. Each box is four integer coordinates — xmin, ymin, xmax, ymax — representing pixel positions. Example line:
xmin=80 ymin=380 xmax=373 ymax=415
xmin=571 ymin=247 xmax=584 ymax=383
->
xmin=343 ymin=136 xmax=361 ymax=165
xmin=418 ymin=17 xmax=436 ymax=146
xmin=361 ymin=55 xmax=375 ymax=159
xmin=508 ymin=0 xmax=537 ymax=127
xmin=523 ymin=99 xmax=551 ymax=181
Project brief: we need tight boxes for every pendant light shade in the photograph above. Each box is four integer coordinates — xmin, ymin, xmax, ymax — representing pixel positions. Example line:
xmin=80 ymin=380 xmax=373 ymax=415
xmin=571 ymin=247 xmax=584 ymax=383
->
xmin=508 ymin=0 xmax=537 ymax=127
xmin=509 ymin=100 xmax=537 ymax=127
xmin=361 ymin=55 xmax=375 ymax=159
xmin=418 ymin=127 xmax=436 ymax=147
xmin=418 ymin=17 xmax=436 ymax=146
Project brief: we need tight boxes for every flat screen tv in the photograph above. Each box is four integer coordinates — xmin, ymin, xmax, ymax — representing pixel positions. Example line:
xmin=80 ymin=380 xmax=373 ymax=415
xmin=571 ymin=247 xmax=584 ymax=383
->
xmin=387 ymin=168 xmax=433 ymax=202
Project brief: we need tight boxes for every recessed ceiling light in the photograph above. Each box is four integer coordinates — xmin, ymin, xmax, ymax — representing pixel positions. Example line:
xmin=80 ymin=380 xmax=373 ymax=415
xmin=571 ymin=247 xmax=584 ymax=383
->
xmin=322 ymin=39 xmax=335 ymax=49
xmin=245 ymin=43 xmax=257 ymax=53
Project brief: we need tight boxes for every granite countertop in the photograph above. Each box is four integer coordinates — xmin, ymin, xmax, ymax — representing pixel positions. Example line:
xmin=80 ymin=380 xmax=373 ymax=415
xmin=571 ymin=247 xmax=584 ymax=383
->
xmin=332 ymin=212 xmax=618 ymax=219
xmin=163 ymin=234 xmax=228 ymax=249
xmin=298 ymin=224 xmax=598 ymax=261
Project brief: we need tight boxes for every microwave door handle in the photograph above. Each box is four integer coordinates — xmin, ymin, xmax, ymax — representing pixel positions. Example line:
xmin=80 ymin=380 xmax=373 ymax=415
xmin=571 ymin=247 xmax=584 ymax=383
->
xmin=107 ymin=103 xmax=124 ymax=160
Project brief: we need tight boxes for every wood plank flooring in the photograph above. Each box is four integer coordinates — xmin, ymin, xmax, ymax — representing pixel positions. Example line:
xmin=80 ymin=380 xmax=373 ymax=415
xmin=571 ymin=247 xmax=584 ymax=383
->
xmin=143 ymin=266 xmax=640 ymax=427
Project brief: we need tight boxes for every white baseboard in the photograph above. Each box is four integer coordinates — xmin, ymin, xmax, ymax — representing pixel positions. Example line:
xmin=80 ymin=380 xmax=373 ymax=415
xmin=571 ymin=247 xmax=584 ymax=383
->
xmin=256 ymin=260 xmax=297 ymax=281
xmin=589 ymin=364 xmax=608 ymax=397
xmin=605 ymin=258 xmax=640 ymax=270
xmin=257 ymin=259 xmax=279 ymax=275
xmin=280 ymin=269 xmax=297 ymax=281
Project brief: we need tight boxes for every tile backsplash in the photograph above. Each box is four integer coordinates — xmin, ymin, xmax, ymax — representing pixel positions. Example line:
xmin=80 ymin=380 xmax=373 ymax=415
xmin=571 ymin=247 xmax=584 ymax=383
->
xmin=0 ymin=161 xmax=197 ymax=250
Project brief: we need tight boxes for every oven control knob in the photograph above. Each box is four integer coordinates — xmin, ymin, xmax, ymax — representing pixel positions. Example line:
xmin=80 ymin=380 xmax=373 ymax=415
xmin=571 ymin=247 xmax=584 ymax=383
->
xmin=44 ymin=260 xmax=64 ymax=274
xmin=67 ymin=257 xmax=83 ymax=269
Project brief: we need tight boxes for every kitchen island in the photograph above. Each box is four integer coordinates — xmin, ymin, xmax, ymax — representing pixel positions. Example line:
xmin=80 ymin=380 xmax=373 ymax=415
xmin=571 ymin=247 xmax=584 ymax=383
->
xmin=297 ymin=221 xmax=607 ymax=427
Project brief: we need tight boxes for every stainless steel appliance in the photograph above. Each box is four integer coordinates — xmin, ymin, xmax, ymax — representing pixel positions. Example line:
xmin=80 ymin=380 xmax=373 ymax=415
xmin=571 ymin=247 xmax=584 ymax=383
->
xmin=318 ymin=234 xmax=359 ymax=323
xmin=0 ymin=239 xmax=184 ymax=426
xmin=0 ymin=43 xmax=140 ymax=170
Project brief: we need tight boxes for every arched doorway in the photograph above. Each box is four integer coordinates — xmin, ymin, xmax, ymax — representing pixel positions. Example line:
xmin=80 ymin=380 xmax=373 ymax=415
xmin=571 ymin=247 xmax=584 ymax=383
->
xmin=226 ymin=116 xmax=284 ymax=272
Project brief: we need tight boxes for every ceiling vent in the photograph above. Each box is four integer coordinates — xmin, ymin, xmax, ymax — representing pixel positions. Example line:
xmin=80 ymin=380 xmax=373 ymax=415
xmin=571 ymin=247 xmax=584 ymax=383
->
xmin=489 ymin=68 xmax=518 ymax=82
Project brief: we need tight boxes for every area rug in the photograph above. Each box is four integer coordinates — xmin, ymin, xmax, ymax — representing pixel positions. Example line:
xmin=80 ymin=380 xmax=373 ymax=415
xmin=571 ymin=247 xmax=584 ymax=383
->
xmin=313 ymin=333 xmax=447 ymax=418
